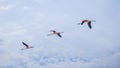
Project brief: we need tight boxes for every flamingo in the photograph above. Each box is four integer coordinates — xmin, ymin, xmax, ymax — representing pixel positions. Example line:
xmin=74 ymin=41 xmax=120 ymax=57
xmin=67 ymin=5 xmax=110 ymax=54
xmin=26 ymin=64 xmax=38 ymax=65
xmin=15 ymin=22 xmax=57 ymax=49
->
xmin=48 ymin=30 xmax=63 ymax=38
xmin=78 ymin=20 xmax=95 ymax=29
xmin=21 ymin=42 xmax=33 ymax=50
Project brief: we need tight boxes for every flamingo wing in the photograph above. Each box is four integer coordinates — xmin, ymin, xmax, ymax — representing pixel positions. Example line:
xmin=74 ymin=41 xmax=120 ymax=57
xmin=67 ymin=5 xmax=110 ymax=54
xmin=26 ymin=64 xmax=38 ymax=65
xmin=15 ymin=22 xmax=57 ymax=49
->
xmin=87 ymin=22 xmax=92 ymax=29
xmin=22 ymin=42 xmax=29 ymax=48
xmin=57 ymin=33 xmax=62 ymax=38
xmin=81 ymin=20 xmax=86 ymax=25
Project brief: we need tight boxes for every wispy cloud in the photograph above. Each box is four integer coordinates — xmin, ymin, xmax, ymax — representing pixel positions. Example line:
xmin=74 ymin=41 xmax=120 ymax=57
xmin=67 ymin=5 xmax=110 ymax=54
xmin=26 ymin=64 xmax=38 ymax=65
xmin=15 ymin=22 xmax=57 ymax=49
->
xmin=0 ymin=5 xmax=14 ymax=11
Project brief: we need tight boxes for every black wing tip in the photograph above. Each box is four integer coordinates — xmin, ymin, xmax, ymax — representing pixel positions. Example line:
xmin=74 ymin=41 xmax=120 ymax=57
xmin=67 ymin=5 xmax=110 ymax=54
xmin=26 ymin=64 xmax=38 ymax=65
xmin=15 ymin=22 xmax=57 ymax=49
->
xmin=22 ymin=42 xmax=24 ymax=43
xmin=89 ymin=28 xmax=92 ymax=29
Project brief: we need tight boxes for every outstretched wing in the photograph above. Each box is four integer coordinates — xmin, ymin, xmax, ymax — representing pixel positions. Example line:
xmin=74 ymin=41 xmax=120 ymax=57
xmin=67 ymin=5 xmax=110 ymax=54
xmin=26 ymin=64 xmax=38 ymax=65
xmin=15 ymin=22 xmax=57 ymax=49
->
xmin=22 ymin=42 xmax=29 ymax=48
xmin=81 ymin=20 xmax=86 ymax=25
xmin=87 ymin=22 xmax=92 ymax=29
xmin=47 ymin=33 xmax=54 ymax=36
xmin=21 ymin=46 xmax=34 ymax=50
xmin=57 ymin=33 xmax=62 ymax=38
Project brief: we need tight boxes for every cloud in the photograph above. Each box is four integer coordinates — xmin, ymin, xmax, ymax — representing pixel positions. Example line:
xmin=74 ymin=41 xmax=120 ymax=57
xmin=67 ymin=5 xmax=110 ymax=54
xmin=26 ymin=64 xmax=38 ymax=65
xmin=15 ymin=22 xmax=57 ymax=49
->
xmin=0 ymin=5 xmax=14 ymax=11
xmin=90 ymin=52 xmax=120 ymax=68
xmin=0 ymin=23 xmax=27 ymax=37
xmin=0 ymin=47 xmax=119 ymax=68
xmin=0 ymin=0 xmax=120 ymax=68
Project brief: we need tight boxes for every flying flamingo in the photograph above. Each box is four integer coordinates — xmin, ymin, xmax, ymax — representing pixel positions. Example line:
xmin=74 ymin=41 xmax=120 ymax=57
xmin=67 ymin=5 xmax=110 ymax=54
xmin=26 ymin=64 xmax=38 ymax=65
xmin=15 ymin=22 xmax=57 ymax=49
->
xmin=21 ymin=42 xmax=33 ymax=50
xmin=48 ymin=30 xmax=63 ymax=38
xmin=78 ymin=19 xmax=95 ymax=29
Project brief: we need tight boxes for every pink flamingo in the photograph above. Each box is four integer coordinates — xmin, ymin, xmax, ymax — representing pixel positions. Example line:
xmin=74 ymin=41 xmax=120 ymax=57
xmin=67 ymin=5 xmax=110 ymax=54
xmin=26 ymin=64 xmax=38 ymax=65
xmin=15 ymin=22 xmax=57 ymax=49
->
xmin=78 ymin=20 xmax=95 ymax=29
xmin=21 ymin=42 xmax=33 ymax=50
xmin=48 ymin=30 xmax=63 ymax=38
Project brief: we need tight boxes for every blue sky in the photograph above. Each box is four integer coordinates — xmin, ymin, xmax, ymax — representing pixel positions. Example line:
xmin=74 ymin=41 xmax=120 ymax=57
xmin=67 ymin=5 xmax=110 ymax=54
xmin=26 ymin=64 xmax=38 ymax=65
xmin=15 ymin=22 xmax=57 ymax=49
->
xmin=0 ymin=0 xmax=120 ymax=68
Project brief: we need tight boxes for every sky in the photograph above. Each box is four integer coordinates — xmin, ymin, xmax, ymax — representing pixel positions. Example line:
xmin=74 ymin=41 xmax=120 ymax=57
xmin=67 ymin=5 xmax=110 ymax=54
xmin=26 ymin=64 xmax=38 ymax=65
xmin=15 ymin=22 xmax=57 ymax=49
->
xmin=0 ymin=0 xmax=120 ymax=68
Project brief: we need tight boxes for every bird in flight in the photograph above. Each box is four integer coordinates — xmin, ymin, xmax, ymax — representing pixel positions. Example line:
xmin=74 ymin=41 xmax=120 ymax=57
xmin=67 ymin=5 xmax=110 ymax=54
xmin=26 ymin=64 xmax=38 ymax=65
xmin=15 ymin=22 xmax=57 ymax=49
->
xmin=48 ymin=30 xmax=63 ymax=38
xmin=21 ymin=42 xmax=33 ymax=50
xmin=78 ymin=19 xmax=95 ymax=29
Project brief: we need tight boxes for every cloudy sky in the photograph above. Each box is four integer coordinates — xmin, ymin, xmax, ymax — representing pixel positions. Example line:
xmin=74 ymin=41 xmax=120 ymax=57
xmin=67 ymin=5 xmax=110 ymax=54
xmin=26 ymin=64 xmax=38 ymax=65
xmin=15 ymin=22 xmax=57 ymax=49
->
xmin=0 ymin=0 xmax=120 ymax=68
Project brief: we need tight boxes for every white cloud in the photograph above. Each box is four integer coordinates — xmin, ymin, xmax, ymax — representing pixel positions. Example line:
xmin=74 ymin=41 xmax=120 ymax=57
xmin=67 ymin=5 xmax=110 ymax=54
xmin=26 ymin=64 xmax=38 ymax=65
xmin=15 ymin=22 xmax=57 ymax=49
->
xmin=0 ymin=5 xmax=14 ymax=11
xmin=89 ymin=52 xmax=120 ymax=68
xmin=0 ymin=0 xmax=120 ymax=68
xmin=0 ymin=23 xmax=27 ymax=37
